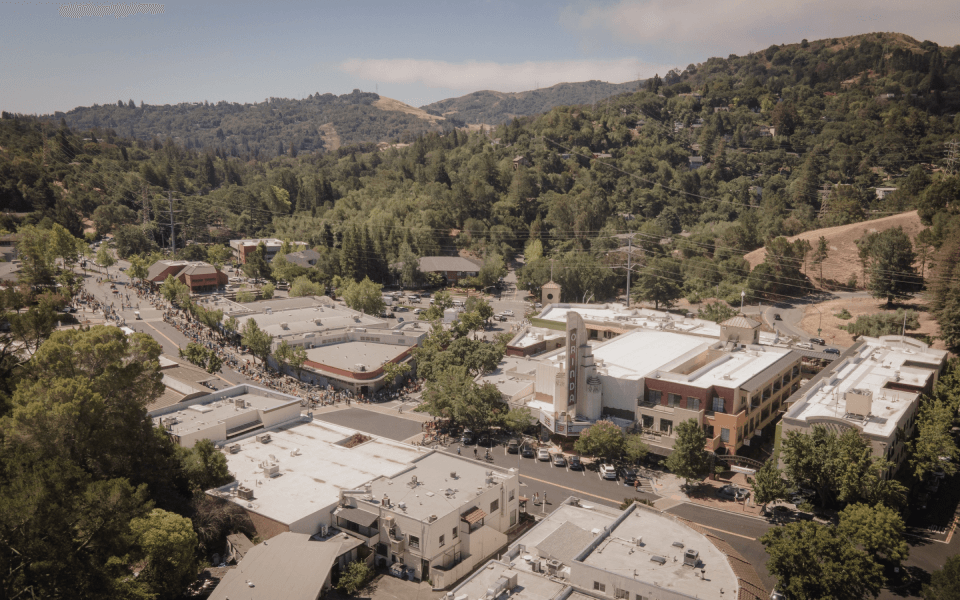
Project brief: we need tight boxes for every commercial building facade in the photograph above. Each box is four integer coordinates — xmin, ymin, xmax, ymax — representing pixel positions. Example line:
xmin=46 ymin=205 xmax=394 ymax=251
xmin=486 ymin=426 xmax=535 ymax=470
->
xmin=230 ymin=238 xmax=307 ymax=264
xmin=147 ymin=260 xmax=228 ymax=293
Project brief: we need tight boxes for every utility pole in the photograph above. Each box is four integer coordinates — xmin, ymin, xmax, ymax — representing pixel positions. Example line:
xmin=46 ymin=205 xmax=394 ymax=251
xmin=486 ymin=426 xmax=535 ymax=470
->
xmin=167 ymin=191 xmax=180 ymax=257
xmin=945 ymin=138 xmax=959 ymax=175
xmin=626 ymin=237 xmax=632 ymax=308
xmin=142 ymin=185 xmax=149 ymax=224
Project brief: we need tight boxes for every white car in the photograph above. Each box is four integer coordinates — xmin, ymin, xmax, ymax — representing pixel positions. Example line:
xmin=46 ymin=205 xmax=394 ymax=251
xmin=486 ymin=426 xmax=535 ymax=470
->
xmin=537 ymin=448 xmax=551 ymax=461
xmin=413 ymin=308 xmax=424 ymax=315
xmin=795 ymin=342 xmax=813 ymax=350
xmin=599 ymin=464 xmax=617 ymax=480
xmin=502 ymin=309 xmax=514 ymax=317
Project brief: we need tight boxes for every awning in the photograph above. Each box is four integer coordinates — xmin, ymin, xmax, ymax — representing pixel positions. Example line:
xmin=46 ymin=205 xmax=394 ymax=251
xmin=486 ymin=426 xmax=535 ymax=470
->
xmin=335 ymin=507 xmax=379 ymax=528
xmin=461 ymin=507 xmax=487 ymax=525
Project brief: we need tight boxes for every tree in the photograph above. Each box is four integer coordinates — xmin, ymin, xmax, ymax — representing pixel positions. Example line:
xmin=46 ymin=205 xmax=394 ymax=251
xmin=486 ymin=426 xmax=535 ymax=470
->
xmin=289 ymin=344 xmax=307 ymax=380
xmin=633 ymin=257 xmax=683 ymax=309
xmin=128 ymin=509 xmax=199 ymax=600
xmin=96 ymin=243 xmax=116 ymax=278
xmin=339 ymin=277 xmax=385 ymax=315
xmin=624 ymin=433 xmax=649 ymax=464
xmin=502 ymin=407 xmax=534 ymax=437
xmin=338 ymin=560 xmax=373 ymax=595
xmin=424 ymin=290 xmax=454 ymax=320
xmin=761 ymin=521 xmax=884 ymax=600
xmin=664 ymin=419 xmax=708 ymax=485
xmin=418 ymin=366 xmax=505 ymax=432
xmin=382 ymin=360 xmax=411 ymax=388
xmin=574 ymin=420 xmax=626 ymax=461
xmin=396 ymin=243 xmax=422 ymax=288
xmin=923 ymin=554 xmax=960 ymax=600
xmin=752 ymin=458 xmax=788 ymax=513
xmin=261 ymin=282 xmax=275 ymax=299
xmin=51 ymin=223 xmax=79 ymax=269
xmin=161 ymin=274 xmax=188 ymax=305
xmin=127 ymin=255 xmax=150 ymax=282
xmin=845 ymin=310 xmax=920 ymax=337
xmin=16 ymin=224 xmax=56 ymax=286
xmin=862 ymin=227 xmax=918 ymax=305
xmin=478 ymin=252 xmax=507 ymax=289
xmin=235 ymin=289 xmax=255 ymax=303
xmin=811 ymin=235 xmax=829 ymax=283
xmin=697 ymin=301 xmax=736 ymax=323
xmin=241 ymin=318 xmax=273 ymax=366
xmin=242 ymin=241 xmax=270 ymax=281
xmin=176 ymin=438 xmax=233 ymax=493
xmin=839 ymin=503 xmax=909 ymax=563
xmin=909 ymin=399 xmax=959 ymax=482
xmin=113 ymin=224 xmax=157 ymax=258
xmin=274 ymin=339 xmax=293 ymax=374
xmin=289 ymin=275 xmax=323 ymax=297
xmin=206 ymin=244 xmax=232 ymax=270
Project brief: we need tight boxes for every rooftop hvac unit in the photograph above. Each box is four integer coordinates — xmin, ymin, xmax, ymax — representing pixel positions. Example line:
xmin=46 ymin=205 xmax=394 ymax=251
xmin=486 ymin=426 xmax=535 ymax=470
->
xmin=235 ymin=398 xmax=246 ymax=409
xmin=280 ymin=322 xmax=288 ymax=330
xmin=450 ymin=472 xmax=458 ymax=479
xmin=428 ymin=515 xmax=438 ymax=523
xmin=355 ymin=364 xmax=367 ymax=372
xmin=237 ymin=486 xmax=254 ymax=500
xmin=634 ymin=537 xmax=643 ymax=546
xmin=263 ymin=463 xmax=279 ymax=478
xmin=229 ymin=444 xmax=241 ymax=454
xmin=256 ymin=433 xmax=272 ymax=444
xmin=650 ymin=556 xmax=667 ymax=565
xmin=544 ymin=559 xmax=563 ymax=576
xmin=314 ymin=319 xmax=322 ymax=326
xmin=683 ymin=549 xmax=700 ymax=567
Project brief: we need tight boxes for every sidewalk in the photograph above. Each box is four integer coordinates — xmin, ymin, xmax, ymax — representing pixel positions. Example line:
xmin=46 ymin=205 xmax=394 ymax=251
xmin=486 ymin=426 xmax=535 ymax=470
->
xmin=649 ymin=471 xmax=767 ymax=519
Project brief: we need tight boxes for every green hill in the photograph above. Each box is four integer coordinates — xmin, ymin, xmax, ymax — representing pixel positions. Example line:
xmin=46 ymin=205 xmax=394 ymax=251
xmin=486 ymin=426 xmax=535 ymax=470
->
xmin=420 ymin=79 xmax=643 ymax=125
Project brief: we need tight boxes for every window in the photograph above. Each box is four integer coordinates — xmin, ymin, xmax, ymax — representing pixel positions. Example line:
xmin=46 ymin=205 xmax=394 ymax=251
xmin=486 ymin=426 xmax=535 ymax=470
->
xmin=720 ymin=428 xmax=730 ymax=443
xmin=642 ymin=415 xmax=654 ymax=429
xmin=667 ymin=393 xmax=681 ymax=407
xmin=704 ymin=424 xmax=714 ymax=438
xmin=615 ymin=589 xmax=629 ymax=599
xmin=409 ymin=535 xmax=420 ymax=550
xmin=439 ymin=535 xmax=445 ymax=547
xmin=649 ymin=390 xmax=662 ymax=405
xmin=510 ymin=510 xmax=517 ymax=527
xmin=452 ymin=527 xmax=458 ymax=539
xmin=712 ymin=397 xmax=725 ymax=413
xmin=636 ymin=595 xmax=650 ymax=600
xmin=687 ymin=397 xmax=700 ymax=411
xmin=593 ymin=582 xmax=606 ymax=592
xmin=660 ymin=419 xmax=673 ymax=434
xmin=377 ymin=543 xmax=388 ymax=556
xmin=490 ymin=499 xmax=499 ymax=513
xmin=737 ymin=427 xmax=743 ymax=442
xmin=509 ymin=489 xmax=515 ymax=501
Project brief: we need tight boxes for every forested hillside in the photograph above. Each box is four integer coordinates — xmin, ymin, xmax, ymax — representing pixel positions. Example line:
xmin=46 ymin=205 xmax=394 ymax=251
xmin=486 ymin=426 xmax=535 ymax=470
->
xmin=3 ymin=32 xmax=960 ymax=348
xmin=25 ymin=90 xmax=459 ymax=159
xmin=421 ymin=79 xmax=642 ymax=125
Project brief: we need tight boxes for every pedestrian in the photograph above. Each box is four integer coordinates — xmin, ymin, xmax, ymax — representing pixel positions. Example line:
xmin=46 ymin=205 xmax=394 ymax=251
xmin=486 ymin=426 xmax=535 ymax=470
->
xmin=457 ymin=446 xmax=461 ymax=455
xmin=474 ymin=448 xmax=478 ymax=458
xmin=534 ymin=492 xmax=539 ymax=505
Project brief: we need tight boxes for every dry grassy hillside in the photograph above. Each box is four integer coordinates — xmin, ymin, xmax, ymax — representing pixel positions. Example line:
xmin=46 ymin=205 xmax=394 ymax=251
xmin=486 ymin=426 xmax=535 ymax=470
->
xmin=744 ymin=211 xmax=925 ymax=288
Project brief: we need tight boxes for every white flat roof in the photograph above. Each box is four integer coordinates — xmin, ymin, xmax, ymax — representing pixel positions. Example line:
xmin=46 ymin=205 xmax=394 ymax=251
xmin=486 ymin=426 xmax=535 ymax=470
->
xmin=510 ymin=328 xmax=564 ymax=349
xmin=365 ymin=452 xmax=516 ymax=521
xmin=579 ymin=329 xmax=708 ymax=379
xmin=306 ymin=341 xmax=408 ymax=374
xmin=786 ymin=337 xmax=946 ymax=438
xmin=476 ymin=356 xmax=539 ymax=397
xmin=213 ymin=420 xmax=424 ymax=525
xmin=234 ymin=305 xmax=386 ymax=337
xmin=159 ymin=391 xmax=298 ymax=435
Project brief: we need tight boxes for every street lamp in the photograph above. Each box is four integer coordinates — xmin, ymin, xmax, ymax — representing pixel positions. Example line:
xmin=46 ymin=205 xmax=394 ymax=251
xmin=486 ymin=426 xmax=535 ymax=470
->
xmin=740 ymin=290 xmax=745 ymax=313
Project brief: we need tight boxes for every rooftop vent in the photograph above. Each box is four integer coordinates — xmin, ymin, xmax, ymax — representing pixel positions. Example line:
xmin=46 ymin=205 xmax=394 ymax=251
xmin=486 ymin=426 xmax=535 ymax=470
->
xmin=256 ymin=433 xmax=272 ymax=444
xmin=237 ymin=486 xmax=254 ymax=500
xmin=450 ymin=472 xmax=458 ymax=479
xmin=672 ymin=541 xmax=685 ymax=548
xmin=229 ymin=444 xmax=241 ymax=454
xmin=280 ymin=322 xmax=288 ymax=330
xmin=650 ymin=556 xmax=667 ymax=565
xmin=683 ymin=549 xmax=700 ymax=567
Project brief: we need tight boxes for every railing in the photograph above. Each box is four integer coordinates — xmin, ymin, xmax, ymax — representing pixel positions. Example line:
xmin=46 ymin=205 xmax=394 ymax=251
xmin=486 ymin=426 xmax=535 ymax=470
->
xmin=716 ymin=454 xmax=765 ymax=469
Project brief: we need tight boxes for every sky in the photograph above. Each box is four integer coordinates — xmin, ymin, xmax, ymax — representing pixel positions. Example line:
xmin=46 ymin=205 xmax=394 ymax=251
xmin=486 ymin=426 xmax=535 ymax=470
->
xmin=1 ymin=0 xmax=958 ymax=115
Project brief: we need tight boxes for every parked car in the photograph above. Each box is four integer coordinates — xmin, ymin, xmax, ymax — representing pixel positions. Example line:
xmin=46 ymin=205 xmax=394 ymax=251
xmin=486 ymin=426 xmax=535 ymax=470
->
xmin=537 ymin=448 xmax=551 ymax=461
xmin=521 ymin=445 xmax=536 ymax=458
xmin=824 ymin=348 xmax=841 ymax=355
xmin=413 ymin=308 xmax=425 ymax=315
xmin=460 ymin=430 xmax=475 ymax=445
xmin=394 ymin=306 xmax=408 ymax=312
xmin=534 ymin=303 xmax=542 ymax=309
xmin=477 ymin=434 xmax=493 ymax=447
xmin=568 ymin=455 xmax=583 ymax=470
xmin=719 ymin=485 xmax=749 ymax=501
xmin=773 ymin=313 xmax=781 ymax=320
xmin=506 ymin=439 xmax=519 ymax=454
xmin=618 ymin=467 xmax=639 ymax=485
xmin=810 ymin=337 xmax=826 ymax=346
xmin=496 ymin=315 xmax=508 ymax=322
xmin=599 ymin=464 xmax=617 ymax=480
xmin=795 ymin=342 xmax=814 ymax=350
xmin=551 ymin=454 xmax=566 ymax=467
xmin=502 ymin=309 xmax=514 ymax=317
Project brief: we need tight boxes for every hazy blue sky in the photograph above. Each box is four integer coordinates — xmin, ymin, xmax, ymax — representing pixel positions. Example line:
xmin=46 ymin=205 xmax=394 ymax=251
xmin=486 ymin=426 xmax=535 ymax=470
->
xmin=1 ymin=0 xmax=957 ymax=114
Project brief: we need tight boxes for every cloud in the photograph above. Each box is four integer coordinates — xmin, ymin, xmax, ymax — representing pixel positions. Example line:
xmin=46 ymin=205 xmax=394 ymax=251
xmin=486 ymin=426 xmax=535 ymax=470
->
xmin=338 ymin=57 xmax=675 ymax=92
xmin=559 ymin=0 xmax=959 ymax=56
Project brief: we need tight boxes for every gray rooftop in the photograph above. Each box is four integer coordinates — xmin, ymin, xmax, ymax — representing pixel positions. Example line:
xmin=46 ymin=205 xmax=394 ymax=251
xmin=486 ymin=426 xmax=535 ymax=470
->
xmin=305 ymin=341 xmax=410 ymax=375
xmin=418 ymin=256 xmax=482 ymax=273
xmin=537 ymin=521 xmax=595 ymax=563
xmin=234 ymin=305 xmax=387 ymax=338
xmin=208 ymin=532 xmax=340 ymax=600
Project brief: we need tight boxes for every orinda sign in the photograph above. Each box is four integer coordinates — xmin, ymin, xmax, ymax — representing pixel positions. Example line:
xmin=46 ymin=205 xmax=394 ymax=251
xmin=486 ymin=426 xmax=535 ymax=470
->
xmin=567 ymin=328 xmax=578 ymax=407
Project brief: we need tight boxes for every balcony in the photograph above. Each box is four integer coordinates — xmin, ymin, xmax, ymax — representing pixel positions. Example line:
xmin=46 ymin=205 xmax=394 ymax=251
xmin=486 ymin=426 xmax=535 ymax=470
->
xmin=706 ymin=435 xmax=723 ymax=452
xmin=637 ymin=401 xmax=675 ymax=415
xmin=639 ymin=428 xmax=675 ymax=448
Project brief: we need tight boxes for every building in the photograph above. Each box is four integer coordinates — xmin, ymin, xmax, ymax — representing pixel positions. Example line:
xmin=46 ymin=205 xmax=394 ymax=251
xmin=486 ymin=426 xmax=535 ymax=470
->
xmin=781 ymin=336 xmax=948 ymax=473
xmin=488 ymin=311 xmax=801 ymax=457
xmin=147 ymin=260 xmax=227 ymax=293
xmin=278 ymin=248 xmax=321 ymax=268
xmin=688 ymin=156 xmax=704 ymax=170
xmin=230 ymin=300 xmax=390 ymax=351
xmin=230 ymin=238 xmax=307 ymax=264
xmin=0 ymin=261 xmax=21 ymax=285
xmin=445 ymin=496 xmax=767 ymax=600
xmin=146 ymin=354 xmax=220 ymax=413
xmin=417 ymin=256 xmax=482 ymax=285
xmin=874 ymin=187 xmax=898 ymax=200
xmin=542 ymin=280 xmax=561 ymax=305
xmin=209 ymin=531 xmax=361 ymax=600
xmin=505 ymin=326 xmax=565 ymax=357
xmin=338 ymin=451 xmax=520 ymax=586
xmin=150 ymin=384 xmax=304 ymax=448
xmin=300 ymin=324 xmax=427 ymax=393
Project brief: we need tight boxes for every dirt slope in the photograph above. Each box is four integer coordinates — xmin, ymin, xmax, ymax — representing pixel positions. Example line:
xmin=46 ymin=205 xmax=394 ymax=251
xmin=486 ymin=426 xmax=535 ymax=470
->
xmin=744 ymin=211 xmax=924 ymax=287
xmin=373 ymin=97 xmax=445 ymax=124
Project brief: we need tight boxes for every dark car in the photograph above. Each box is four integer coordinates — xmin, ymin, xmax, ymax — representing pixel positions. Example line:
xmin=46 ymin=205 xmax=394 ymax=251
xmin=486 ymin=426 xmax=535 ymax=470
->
xmin=460 ymin=430 xmax=475 ymax=445
xmin=618 ymin=467 xmax=639 ymax=485
xmin=568 ymin=455 xmax=583 ymax=470
xmin=477 ymin=434 xmax=493 ymax=447
xmin=824 ymin=348 xmax=841 ymax=355
xmin=719 ymin=485 xmax=750 ymax=501
xmin=507 ymin=439 xmax=519 ymax=454
xmin=521 ymin=445 xmax=536 ymax=458
xmin=810 ymin=337 xmax=826 ymax=346
xmin=773 ymin=313 xmax=782 ymax=320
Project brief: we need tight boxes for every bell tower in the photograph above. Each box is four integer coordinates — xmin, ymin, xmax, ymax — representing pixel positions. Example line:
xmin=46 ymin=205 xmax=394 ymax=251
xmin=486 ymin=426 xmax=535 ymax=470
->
xmin=542 ymin=281 xmax=560 ymax=305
